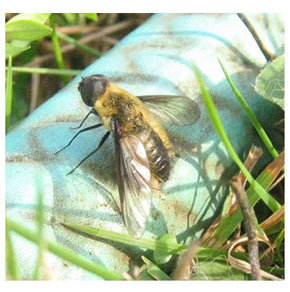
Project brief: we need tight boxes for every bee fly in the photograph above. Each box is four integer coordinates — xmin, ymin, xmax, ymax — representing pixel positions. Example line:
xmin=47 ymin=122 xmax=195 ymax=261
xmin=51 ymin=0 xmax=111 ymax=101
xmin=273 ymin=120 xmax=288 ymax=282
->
xmin=56 ymin=74 xmax=200 ymax=238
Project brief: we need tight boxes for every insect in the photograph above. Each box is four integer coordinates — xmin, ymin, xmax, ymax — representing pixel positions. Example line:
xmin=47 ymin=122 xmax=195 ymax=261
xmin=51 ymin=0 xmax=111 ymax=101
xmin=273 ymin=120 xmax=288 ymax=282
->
xmin=56 ymin=74 xmax=200 ymax=238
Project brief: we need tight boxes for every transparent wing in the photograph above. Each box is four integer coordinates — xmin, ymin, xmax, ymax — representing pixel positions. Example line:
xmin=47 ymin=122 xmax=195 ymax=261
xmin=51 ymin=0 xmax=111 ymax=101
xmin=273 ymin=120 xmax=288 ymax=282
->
xmin=138 ymin=95 xmax=200 ymax=126
xmin=112 ymin=118 xmax=152 ymax=238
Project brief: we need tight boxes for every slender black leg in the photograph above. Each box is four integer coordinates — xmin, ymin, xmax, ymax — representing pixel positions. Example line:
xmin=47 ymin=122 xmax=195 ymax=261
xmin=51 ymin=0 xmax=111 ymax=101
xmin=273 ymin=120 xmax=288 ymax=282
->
xmin=66 ymin=131 xmax=110 ymax=175
xmin=55 ymin=123 xmax=102 ymax=155
xmin=70 ymin=108 xmax=97 ymax=130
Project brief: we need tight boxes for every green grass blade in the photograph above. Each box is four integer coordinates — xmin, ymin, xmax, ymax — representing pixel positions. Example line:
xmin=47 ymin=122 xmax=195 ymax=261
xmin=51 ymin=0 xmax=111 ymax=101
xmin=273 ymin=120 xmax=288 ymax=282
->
xmin=62 ymin=222 xmax=248 ymax=261
xmin=5 ymin=55 xmax=13 ymax=133
xmin=273 ymin=228 xmax=284 ymax=267
xmin=219 ymin=59 xmax=279 ymax=159
xmin=193 ymin=65 xmax=281 ymax=213
xmin=6 ymin=218 xmax=125 ymax=280
xmin=141 ymin=256 xmax=171 ymax=280
xmin=204 ymin=151 xmax=284 ymax=247
xmin=32 ymin=180 xmax=45 ymax=280
xmin=63 ymin=222 xmax=185 ymax=255
xmin=83 ymin=13 xmax=98 ymax=21
xmin=5 ymin=66 xmax=81 ymax=76
xmin=6 ymin=222 xmax=19 ymax=280
xmin=57 ymin=32 xmax=101 ymax=57
xmin=50 ymin=14 xmax=68 ymax=84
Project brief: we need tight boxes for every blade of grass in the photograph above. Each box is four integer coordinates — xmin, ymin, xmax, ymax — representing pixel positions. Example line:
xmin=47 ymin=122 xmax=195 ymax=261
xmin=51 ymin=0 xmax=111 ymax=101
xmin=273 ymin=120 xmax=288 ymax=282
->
xmin=56 ymin=32 xmax=101 ymax=58
xmin=32 ymin=180 xmax=45 ymax=280
xmin=6 ymin=218 xmax=125 ymax=280
xmin=6 ymin=66 xmax=81 ymax=76
xmin=5 ymin=55 xmax=13 ymax=133
xmin=204 ymin=151 xmax=284 ymax=247
xmin=141 ymin=256 xmax=171 ymax=280
xmin=219 ymin=59 xmax=279 ymax=159
xmin=273 ymin=228 xmax=284 ymax=267
xmin=50 ymin=14 xmax=68 ymax=84
xmin=194 ymin=65 xmax=281 ymax=213
xmin=63 ymin=222 xmax=185 ymax=255
xmin=63 ymin=222 xmax=248 ymax=262
xmin=6 ymin=222 xmax=19 ymax=280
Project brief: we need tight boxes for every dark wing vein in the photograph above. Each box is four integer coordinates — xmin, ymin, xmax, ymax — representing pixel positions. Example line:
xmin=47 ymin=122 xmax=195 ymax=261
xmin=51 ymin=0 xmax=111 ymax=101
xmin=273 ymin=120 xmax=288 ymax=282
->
xmin=112 ymin=118 xmax=152 ymax=238
xmin=138 ymin=95 xmax=200 ymax=126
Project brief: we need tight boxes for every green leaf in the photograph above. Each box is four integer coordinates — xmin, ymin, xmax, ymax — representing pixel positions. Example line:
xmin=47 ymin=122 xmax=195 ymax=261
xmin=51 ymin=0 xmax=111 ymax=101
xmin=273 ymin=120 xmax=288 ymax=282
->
xmin=7 ymin=13 xmax=50 ymax=24
xmin=5 ymin=42 xmax=30 ymax=58
xmin=255 ymin=55 xmax=285 ymax=110
xmin=141 ymin=256 xmax=171 ymax=280
xmin=6 ymin=20 xmax=52 ymax=41
xmin=83 ymin=13 xmax=98 ymax=21
xmin=154 ymin=233 xmax=177 ymax=264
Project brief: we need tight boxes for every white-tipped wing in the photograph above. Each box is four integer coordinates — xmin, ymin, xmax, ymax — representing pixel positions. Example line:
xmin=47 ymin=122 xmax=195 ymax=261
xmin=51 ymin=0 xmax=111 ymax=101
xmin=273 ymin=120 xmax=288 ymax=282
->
xmin=112 ymin=118 xmax=152 ymax=238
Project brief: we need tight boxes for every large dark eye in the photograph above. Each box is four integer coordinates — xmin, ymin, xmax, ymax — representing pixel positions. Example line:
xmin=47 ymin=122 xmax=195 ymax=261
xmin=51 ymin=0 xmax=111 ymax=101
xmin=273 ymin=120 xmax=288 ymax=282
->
xmin=78 ymin=75 xmax=108 ymax=107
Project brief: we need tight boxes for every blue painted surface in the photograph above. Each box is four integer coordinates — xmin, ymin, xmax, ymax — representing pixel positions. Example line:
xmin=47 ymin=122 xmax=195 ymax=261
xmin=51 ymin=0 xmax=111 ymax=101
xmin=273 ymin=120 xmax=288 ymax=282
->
xmin=6 ymin=14 xmax=284 ymax=279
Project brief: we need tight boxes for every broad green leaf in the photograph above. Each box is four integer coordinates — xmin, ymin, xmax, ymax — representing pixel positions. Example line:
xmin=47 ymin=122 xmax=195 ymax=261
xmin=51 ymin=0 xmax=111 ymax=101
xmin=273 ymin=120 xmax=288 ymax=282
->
xmin=255 ymin=55 xmax=285 ymax=110
xmin=6 ymin=20 xmax=52 ymax=41
xmin=7 ymin=13 xmax=50 ymax=24
xmin=154 ymin=233 xmax=177 ymax=264
xmin=141 ymin=256 xmax=171 ymax=280
xmin=5 ymin=43 xmax=30 ymax=58
xmin=83 ymin=13 xmax=98 ymax=21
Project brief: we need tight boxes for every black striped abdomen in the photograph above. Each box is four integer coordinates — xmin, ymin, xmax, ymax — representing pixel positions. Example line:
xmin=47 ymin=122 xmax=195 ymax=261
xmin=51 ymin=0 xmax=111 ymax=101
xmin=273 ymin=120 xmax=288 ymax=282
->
xmin=138 ymin=126 xmax=170 ymax=182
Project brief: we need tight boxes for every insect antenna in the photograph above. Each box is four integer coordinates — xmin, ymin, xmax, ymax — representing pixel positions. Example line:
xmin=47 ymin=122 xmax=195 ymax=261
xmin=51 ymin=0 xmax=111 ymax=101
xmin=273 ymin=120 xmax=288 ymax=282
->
xmin=70 ymin=108 xmax=97 ymax=130
xmin=55 ymin=123 xmax=102 ymax=155
xmin=66 ymin=131 xmax=110 ymax=176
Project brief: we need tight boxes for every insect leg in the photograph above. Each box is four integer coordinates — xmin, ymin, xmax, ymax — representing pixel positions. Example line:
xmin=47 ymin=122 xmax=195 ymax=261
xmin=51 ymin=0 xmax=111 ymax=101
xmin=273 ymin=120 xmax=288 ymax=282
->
xmin=66 ymin=131 xmax=110 ymax=176
xmin=55 ymin=123 xmax=102 ymax=155
xmin=70 ymin=108 xmax=97 ymax=130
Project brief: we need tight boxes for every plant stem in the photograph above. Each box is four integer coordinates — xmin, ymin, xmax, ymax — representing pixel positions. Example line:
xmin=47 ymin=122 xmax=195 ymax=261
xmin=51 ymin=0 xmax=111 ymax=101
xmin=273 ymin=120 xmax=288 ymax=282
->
xmin=50 ymin=14 xmax=68 ymax=84
xmin=231 ymin=177 xmax=261 ymax=280
xmin=237 ymin=13 xmax=275 ymax=62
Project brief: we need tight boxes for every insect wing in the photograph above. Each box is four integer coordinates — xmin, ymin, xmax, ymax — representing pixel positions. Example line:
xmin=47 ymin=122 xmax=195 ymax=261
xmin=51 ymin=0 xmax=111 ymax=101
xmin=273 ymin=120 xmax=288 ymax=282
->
xmin=138 ymin=95 xmax=200 ymax=126
xmin=112 ymin=119 xmax=152 ymax=238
